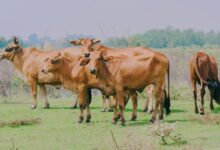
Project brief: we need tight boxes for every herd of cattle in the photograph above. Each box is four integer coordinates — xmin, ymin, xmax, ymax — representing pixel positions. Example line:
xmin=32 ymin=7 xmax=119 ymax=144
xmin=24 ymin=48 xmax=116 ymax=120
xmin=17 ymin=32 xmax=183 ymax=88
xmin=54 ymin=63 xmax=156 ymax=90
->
xmin=1 ymin=37 xmax=220 ymax=125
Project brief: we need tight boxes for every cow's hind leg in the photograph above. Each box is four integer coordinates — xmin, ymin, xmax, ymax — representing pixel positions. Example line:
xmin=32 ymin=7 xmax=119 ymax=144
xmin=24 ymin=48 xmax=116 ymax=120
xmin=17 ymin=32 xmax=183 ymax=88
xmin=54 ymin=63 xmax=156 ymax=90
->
xmin=191 ymin=79 xmax=199 ymax=113
xmin=199 ymin=83 xmax=206 ymax=115
xmin=39 ymin=84 xmax=49 ymax=109
xmin=71 ymin=95 xmax=78 ymax=109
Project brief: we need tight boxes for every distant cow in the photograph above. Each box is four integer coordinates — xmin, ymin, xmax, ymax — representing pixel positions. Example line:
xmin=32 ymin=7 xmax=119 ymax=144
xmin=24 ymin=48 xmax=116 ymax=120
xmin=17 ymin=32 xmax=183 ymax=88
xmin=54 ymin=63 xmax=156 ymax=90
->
xmin=76 ymin=39 xmax=171 ymax=124
xmin=190 ymin=51 xmax=220 ymax=115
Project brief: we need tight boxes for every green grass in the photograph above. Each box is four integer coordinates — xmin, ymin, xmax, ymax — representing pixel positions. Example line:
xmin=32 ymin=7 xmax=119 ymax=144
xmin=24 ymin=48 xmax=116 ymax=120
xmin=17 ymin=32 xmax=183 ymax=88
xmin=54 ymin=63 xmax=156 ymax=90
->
xmin=1 ymin=96 xmax=220 ymax=150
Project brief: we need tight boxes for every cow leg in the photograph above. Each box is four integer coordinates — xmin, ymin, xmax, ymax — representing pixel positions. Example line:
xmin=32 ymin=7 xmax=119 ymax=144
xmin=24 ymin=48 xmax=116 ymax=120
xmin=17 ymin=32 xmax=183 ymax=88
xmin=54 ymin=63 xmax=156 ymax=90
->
xmin=101 ymin=94 xmax=107 ymax=112
xmin=192 ymin=80 xmax=199 ymax=113
xmin=78 ymin=86 xmax=87 ymax=123
xmin=108 ymin=96 xmax=114 ymax=112
xmin=85 ymin=89 xmax=92 ymax=123
xmin=112 ymin=96 xmax=119 ymax=124
xmin=85 ymin=105 xmax=91 ymax=123
xmin=130 ymin=91 xmax=138 ymax=121
xmin=147 ymin=87 xmax=154 ymax=114
xmin=117 ymin=90 xmax=126 ymax=125
xmin=150 ymin=86 xmax=162 ymax=123
xmin=71 ymin=94 xmax=78 ymax=109
xmin=209 ymin=89 xmax=214 ymax=110
xmin=28 ymin=79 xmax=37 ymax=109
xmin=39 ymin=84 xmax=49 ymax=109
xmin=142 ymin=95 xmax=149 ymax=112
xmin=199 ymin=84 xmax=206 ymax=115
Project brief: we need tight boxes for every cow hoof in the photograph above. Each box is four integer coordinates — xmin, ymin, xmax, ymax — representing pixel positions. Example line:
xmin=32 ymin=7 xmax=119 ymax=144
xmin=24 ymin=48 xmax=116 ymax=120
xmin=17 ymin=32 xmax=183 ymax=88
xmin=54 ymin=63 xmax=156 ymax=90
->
xmin=31 ymin=105 xmax=37 ymax=109
xmin=71 ymin=105 xmax=77 ymax=109
xmin=86 ymin=115 xmax=91 ymax=123
xmin=150 ymin=118 xmax=155 ymax=123
xmin=101 ymin=109 xmax=106 ymax=112
xmin=159 ymin=115 xmax=163 ymax=120
xmin=44 ymin=103 xmax=50 ymax=109
xmin=142 ymin=108 xmax=147 ymax=112
xmin=78 ymin=116 xmax=84 ymax=123
xmin=121 ymin=120 xmax=126 ymax=126
xmin=108 ymin=109 xmax=114 ymax=112
xmin=85 ymin=119 xmax=91 ymax=123
xmin=200 ymin=112 xmax=205 ymax=115
xmin=131 ymin=115 xmax=137 ymax=121
xmin=112 ymin=120 xmax=117 ymax=124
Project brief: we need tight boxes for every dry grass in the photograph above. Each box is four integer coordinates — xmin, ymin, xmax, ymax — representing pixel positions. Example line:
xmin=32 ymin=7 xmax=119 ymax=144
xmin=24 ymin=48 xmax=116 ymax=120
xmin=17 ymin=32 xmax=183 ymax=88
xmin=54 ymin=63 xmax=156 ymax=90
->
xmin=189 ymin=114 xmax=220 ymax=124
xmin=0 ymin=117 xmax=41 ymax=127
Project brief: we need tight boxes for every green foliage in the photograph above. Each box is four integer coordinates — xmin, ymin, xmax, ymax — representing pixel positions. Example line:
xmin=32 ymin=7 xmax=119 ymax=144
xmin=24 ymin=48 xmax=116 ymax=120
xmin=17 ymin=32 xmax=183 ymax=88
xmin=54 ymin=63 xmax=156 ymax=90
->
xmin=105 ymin=27 xmax=220 ymax=48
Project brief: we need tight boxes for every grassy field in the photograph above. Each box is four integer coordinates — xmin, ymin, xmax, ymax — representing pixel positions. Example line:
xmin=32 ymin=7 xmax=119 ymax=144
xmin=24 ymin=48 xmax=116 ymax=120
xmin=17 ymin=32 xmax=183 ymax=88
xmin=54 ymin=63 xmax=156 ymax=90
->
xmin=1 ymin=96 xmax=220 ymax=150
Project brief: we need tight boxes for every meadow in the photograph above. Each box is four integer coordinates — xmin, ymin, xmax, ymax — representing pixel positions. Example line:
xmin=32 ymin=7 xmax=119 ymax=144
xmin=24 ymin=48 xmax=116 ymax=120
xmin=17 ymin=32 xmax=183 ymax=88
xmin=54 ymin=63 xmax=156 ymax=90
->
xmin=1 ymin=95 xmax=220 ymax=150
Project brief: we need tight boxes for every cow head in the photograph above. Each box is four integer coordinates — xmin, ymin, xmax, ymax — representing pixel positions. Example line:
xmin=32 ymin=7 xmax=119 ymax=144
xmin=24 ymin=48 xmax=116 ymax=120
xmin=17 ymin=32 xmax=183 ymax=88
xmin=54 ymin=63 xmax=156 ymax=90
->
xmin=207 ymin=81 xmax=220 ymax=104
xmin=70 ymin=38 xmax=100 ymax=58
xmin=0 ymin=36 xmax=21 ymax=61
xmin=80 ymin=50 xmax=107 ymax=77
xmin=42 ymin=52 xmax=62 ymax=74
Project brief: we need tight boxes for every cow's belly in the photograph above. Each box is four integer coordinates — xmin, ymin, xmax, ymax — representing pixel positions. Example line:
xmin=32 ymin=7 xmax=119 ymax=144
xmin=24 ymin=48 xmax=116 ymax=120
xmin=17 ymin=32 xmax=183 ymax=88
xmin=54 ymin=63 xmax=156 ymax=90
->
xmin=38 ymin=72 xmax=61 ymax=85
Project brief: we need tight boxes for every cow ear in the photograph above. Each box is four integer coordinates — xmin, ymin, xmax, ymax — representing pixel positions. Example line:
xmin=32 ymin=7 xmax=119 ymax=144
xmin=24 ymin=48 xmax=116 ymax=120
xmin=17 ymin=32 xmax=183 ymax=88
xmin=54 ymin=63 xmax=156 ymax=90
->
xmin=92 ymin=39 xmax=101 ymax=45
xmin=80 ymin=58 xmax=90 ymax=66
xmin=13 ymin=36 xmax=19 ymax=45
xmin=70 ymin=40 xmax=82 ymax=46
xmin=51 ymin=53 xmax=62 ymax=64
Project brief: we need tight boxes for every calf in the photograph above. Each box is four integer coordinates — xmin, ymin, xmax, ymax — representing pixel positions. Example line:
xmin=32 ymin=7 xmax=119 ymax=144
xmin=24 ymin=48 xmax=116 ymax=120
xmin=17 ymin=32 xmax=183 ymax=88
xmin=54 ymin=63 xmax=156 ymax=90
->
xmin=190 ymin=51 xmax=220 ymax=115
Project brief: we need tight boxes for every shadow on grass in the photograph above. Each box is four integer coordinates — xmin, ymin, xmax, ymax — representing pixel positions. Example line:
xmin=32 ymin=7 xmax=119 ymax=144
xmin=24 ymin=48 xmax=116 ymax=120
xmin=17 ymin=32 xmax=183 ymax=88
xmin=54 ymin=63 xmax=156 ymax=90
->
xmin=171 ymin=109 xmax=187 ymax=113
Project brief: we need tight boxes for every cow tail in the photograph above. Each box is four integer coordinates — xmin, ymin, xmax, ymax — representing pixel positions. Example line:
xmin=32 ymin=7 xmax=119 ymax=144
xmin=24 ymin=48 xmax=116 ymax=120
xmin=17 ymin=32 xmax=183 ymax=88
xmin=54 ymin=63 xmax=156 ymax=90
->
xmin=164 ymin=62 xmax=171 ymax=115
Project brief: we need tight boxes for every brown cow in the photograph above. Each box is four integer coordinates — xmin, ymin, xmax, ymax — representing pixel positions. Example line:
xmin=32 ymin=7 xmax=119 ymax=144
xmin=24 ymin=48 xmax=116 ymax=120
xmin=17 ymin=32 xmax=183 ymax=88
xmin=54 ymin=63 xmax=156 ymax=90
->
xmin=0 ymin=37 xmax=84 ymax=109
xmin=79 ymin=46 xmax=170 ymax=124
xmin=41 ymin=52 xmax=134 ymax=123
xmin=190 ymin=51 xmax=220 ymax=115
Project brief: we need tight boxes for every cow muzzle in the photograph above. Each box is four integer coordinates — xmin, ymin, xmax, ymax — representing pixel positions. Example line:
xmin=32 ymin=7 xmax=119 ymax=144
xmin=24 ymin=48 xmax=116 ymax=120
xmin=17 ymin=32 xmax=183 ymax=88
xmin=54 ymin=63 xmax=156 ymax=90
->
xmin=41 ymin=69 xmax=48 ymax=74
xmin=90 ymin=68 xmax=96 ymax=75
xmin=84 ymin=52 xmax=90 ymax=58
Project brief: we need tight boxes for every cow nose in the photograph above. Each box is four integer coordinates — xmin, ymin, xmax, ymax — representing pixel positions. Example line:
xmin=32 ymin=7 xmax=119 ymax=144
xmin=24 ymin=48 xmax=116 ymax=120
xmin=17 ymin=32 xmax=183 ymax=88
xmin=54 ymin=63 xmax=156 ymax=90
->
xmin=90 ymin=68 xmax=96 ymax=74
xmin=41 ymin=69 xmax=45 ymax=73
xmin=84 ymin=52 xmax=90 ymax=57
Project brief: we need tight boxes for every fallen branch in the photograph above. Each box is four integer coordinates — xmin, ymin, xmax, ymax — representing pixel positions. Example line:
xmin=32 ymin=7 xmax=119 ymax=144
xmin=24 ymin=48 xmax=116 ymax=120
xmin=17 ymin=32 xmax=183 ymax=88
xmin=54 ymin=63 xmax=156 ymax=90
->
xmin=110 ymin=131 xmax=120 ymax=150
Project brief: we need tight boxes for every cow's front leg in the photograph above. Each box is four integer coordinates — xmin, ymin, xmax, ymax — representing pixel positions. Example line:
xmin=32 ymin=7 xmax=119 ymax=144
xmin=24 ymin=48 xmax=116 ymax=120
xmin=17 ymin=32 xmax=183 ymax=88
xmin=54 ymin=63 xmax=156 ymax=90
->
xmin=117 ymin=90 xmax=125 ymax=125
xmin=39 ymin=84 xmax=49 ymax=109
xmin=29 ymin=79 xmax=37 ymax=109
xmin=112 ymin=96 xmax=119 ymax=124
xmin=78 ymin=86 xmax=87 ymax=123
xmin=71 ymin=94 xmax=78 ymax=109
xmin=209 ymin=89 xmax=214 ymax=110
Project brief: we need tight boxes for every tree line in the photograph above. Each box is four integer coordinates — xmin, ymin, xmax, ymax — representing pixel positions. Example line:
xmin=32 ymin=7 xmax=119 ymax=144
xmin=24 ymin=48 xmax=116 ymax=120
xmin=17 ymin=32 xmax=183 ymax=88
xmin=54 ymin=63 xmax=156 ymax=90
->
xmin=1 ymin=27 xmax=220 ymax=50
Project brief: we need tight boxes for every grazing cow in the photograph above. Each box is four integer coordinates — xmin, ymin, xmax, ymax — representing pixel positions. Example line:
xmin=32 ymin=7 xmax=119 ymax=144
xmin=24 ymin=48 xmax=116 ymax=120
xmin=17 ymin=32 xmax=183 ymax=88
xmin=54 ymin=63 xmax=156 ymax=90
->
xmin=79 ymin=45 xmax=170 ymax=124
xmin=0 ymin=37 xmax=84 ymax=109
xmin=190 ymin=51 xmax=220 ymax=115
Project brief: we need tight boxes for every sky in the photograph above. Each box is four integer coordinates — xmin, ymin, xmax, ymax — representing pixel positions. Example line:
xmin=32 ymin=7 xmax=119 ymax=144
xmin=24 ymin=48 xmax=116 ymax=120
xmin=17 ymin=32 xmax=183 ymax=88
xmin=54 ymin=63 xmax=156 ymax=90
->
xmin=1 ymin=0 xmax=220 ymax=40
